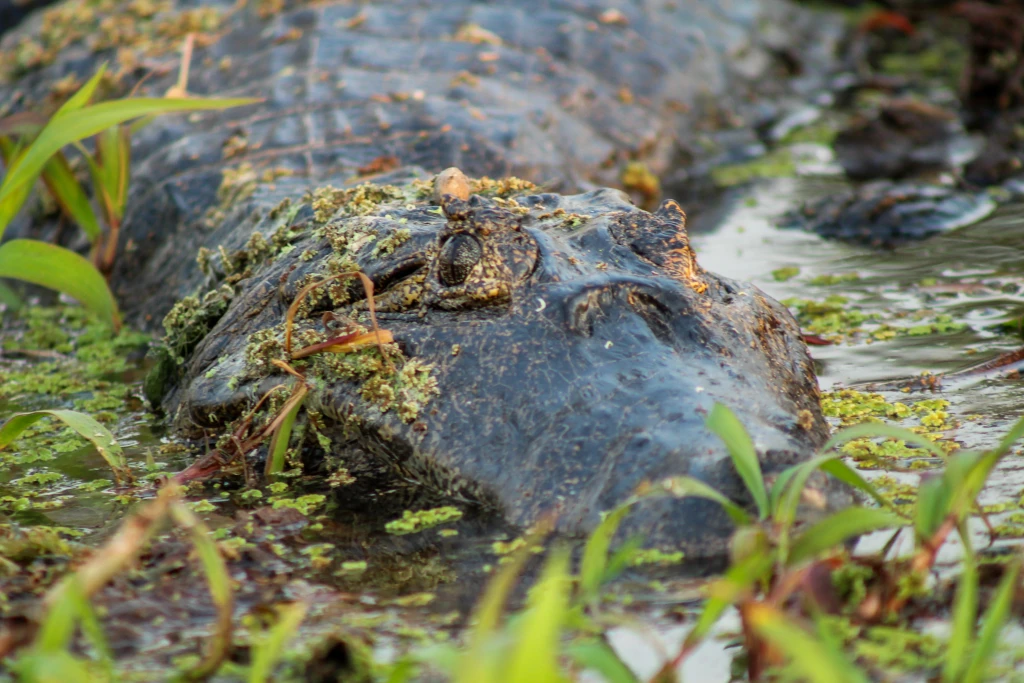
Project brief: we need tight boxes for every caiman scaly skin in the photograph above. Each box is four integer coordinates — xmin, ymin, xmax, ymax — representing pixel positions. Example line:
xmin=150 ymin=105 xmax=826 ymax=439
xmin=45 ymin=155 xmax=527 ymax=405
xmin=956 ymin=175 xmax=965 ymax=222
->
xmin=1 ymin=0 xmax=849 ymax=563
xmin=172 ymin=171 xmax=845 ymax=564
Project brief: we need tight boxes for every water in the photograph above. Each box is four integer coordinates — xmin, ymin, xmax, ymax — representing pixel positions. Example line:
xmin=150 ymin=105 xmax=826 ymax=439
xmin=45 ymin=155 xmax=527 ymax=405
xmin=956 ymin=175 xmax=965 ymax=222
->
xmin=612 ymin=177 xmax=1024 ymax=681
xmin=5 ymin=176 xmax=1024 ymax=680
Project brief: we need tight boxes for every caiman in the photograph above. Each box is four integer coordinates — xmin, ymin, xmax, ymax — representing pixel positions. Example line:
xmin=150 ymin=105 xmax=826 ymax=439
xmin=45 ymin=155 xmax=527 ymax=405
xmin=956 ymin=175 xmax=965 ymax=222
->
xmin=0 ymin=0 xmax=849 ymax=564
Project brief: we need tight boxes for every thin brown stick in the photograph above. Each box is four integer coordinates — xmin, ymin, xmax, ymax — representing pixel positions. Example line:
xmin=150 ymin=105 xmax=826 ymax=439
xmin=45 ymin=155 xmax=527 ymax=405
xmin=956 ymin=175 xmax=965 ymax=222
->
xmin=271 ymin=358 xmax=307 ymax=381
xmin=282 ymin=271 xmax=393 ymax=372
xmin=291 ymin=330 xmax=394 ymax=360
xmin=165 ymin=33 xmax=195 ymax=99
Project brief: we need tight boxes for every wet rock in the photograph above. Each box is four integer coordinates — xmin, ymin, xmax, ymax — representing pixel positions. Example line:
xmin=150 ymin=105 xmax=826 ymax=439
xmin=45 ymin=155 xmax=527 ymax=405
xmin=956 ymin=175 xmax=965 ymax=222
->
xmin=834 ymin=99 xmax=976 ymax=180
xmin=781 ymin=181 xmax=996 ymax=247
xmin=965 ymin=110 xmax=1024 ymax=186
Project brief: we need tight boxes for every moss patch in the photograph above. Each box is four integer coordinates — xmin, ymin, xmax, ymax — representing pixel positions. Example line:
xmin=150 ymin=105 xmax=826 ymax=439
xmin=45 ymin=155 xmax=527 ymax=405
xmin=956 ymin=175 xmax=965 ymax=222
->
xmin=385 ymin=506 xmax=463 ymax=535
xmin=0 ymin=305 xmax=152 ymax=516
xmin=1 ymin=0 xmax=223 ymax=85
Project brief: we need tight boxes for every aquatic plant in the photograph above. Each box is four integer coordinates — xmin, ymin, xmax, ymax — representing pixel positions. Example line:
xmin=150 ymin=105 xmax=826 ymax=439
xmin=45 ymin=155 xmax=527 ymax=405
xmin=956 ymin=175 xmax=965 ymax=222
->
xmin=0 ymin=58 xmax=257 ymax=329
xmin=3 ymin=402 xmax=1023 ymax=680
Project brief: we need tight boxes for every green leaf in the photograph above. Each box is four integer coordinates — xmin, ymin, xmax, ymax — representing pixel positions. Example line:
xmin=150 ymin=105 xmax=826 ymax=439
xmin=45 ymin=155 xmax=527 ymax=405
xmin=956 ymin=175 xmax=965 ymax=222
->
xmin=788 ymin=507 xmax=908 ymax=565
xmin=746 ymin=604 xmax=869 ymax=683
xmin=0 ymin=96 xmax=259 ymax=227
xmin=170 ymin=502 xmax=234 ymax=681
xmin=33 ymin=577 xmax=81 ymax=652
xmin=990 ymin=414 xmax=1024 ymax=458
xmin=943 ymin=451 xmax=990 ymax=522
xmin=601 ymin=534 xmax=645 ymax=586
xmin=0 ymin=239 xmax=121 ymax=330
xmin=54 ymin=64 xmax=108 ymax=117
xmin=94 ymin=125 xmax=131 ymax=220
xmin=0 ymin=281 xmax=22 ymax=309
xmin=943 ymin=550 xmax=978 ymax=682
xmin=773 ymin=454 xmax=840 ymax=528
xmin=71 ymin=580 xmax=114 ymax=677
xmin=247 ymin=601 xmax=308 ymax=683
xmin=0 ymin=409 xmax=127 ymax=480
xmin=384 ymin=659 xmax=419 ymax=683
xmin=505 ymin=548 xmax=571 ymax=683
xmin=457 ymin=526 xmax=549 ymax=683
xmin=31 ymin=576 xmax=116 ymax=681
xmin=822 ymin=422 xmax=947 ymax=460
xmin=819 ymin=459 xmax=893 ymax=510
xmin=41 ymin=152 xmax=102 ymax=242
xmin=684 ymin=550 xmax=773 ymax=651
xmin=8 ymin=650 xmax=95 ymax=682
xmin=566 ymin=639 xmax=639 ymax=683
xmin=962 ymin=559 xmax=1020 ymax=683
xmin=0 ymin=139 xmax=35 ymax=233
xmin=915 ymin=475 xmax=952 ymax=541
xmin=658 ymin=475 xmax=751 ymax=526
xmin=579 ymin=500 xmax=636 ymax=600
xmin=706 ymin=403 xmax=768 ymax=518
xmin=265 ymin=387 xmax=306 ymax=476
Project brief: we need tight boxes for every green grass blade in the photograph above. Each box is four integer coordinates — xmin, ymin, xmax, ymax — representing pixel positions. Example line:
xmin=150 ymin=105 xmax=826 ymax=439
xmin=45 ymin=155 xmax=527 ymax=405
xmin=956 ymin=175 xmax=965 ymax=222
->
xmin=457 ymin=525 xmax=550 ymax=683
xmin=566 ymin=639 xmax=639 ymax=683
xmin=505 ymin=548 xmax=571 ymax=683
xmin=247 ymin=601 xmax=309 ymax=683
xmin=914 ymin=475 xmax=951 ymax=541
xmin=962 ymin=559 xmax=1020 ymax=683
xmin=579 ymin=500 xmax=636 ymax=601
xmin=943 ymin=550 xmax=978 ymax=682
xmin=0 ymin=409 xmax=127 ymax=480
xmin=990 ymin=414 xmax=1024 ymax=457
xmin=819 ymin=459 xmax=893 ymax=510
xmin=69 ymin=579 xmax=114 ymax=663
xmin=114 ymin=125 xmax=131 ymax=216
xmin=54 ymin=64 xmax=108 ymax=117
xmin=747 ymin=604 xmax=869 ymax=683
xmin=0 ymin=97 xmax=259 ymax=217
xmin=659 ymin=475 xmax=752 ymax=526
xmin=93 ymin=126 xmax=131 ymax=220
xmin=8 ymin=651 xmax=95 ymax=682
xmin=768 ymin=464 xmax=801 ymax=515
xmin=773 ymin=454 xmax=842 ymax=527
xmin=170 ymin=502 xmax=234 ymax=681
xmin=384 ymin=659 xmax=418 ymax=683
xmin=0 ymin=281 xmax=22 ymax=309
xmin=0 ymin=239 xmax=121 ymax=330
xmin=0 ymin=143 xmax=34 ymax=234
xmin=41 ymin=152 xmax=102 ymax=242
xmin=601 ymin=534 xmax=645 ymax=586
xmin=33 ymin=579 xmax=81 ymax=652
xmin=706 ymin=403 xmax=768 ymax=518
xmin=265 ymin=387 xmax=306 ymax=476
xmin=684 ymin=550 xmax=773 ymax=651
xmin=943 ymin=451 xmax=990 ymax=522
xmin=788 ymin=507 xmax=908 ymax=565
xmin=822 ymin=422 xmax=947 ymax=460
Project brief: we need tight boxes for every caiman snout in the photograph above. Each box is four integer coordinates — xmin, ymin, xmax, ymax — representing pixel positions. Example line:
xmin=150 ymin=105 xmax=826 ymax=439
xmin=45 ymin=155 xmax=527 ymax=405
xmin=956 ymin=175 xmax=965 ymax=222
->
xmin=171 ymin=178 xmax=845 ymax=568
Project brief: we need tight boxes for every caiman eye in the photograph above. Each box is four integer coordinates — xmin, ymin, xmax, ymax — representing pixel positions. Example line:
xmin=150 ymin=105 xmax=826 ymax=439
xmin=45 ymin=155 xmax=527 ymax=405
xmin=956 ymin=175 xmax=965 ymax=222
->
xmin=437 ymin=234 xmax=482 ymax=286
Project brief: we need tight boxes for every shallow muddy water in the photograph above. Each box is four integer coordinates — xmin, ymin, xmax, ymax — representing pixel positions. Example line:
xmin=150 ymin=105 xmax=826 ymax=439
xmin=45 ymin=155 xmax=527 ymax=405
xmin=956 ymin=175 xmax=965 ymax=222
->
xmin=5 ymin=174 xmax=1024 ymax=681
xmin=694 ymin=176 xmax=1024 ymax=558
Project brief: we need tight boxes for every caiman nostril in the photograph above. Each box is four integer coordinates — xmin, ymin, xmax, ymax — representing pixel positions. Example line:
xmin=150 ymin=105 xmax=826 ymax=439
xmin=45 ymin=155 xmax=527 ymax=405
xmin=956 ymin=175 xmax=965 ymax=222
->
xmin=437 ymin=233 xmax=482 ymax=286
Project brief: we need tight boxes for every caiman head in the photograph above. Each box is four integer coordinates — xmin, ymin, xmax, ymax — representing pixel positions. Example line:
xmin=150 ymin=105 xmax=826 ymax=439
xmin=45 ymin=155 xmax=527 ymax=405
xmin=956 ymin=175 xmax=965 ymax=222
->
xmin=169 ymin=169 xmax=845 ymax=566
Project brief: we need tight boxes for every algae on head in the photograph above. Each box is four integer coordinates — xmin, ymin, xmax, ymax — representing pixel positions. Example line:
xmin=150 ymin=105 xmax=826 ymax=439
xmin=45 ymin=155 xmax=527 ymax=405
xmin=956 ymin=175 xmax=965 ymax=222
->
xmin=161 ymin=284 xmax=235 ymax=364
xmin=310 ymin=183 xmax=405 ymax=223
xmin=1 ymin=0 xmax=224 ymax=84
